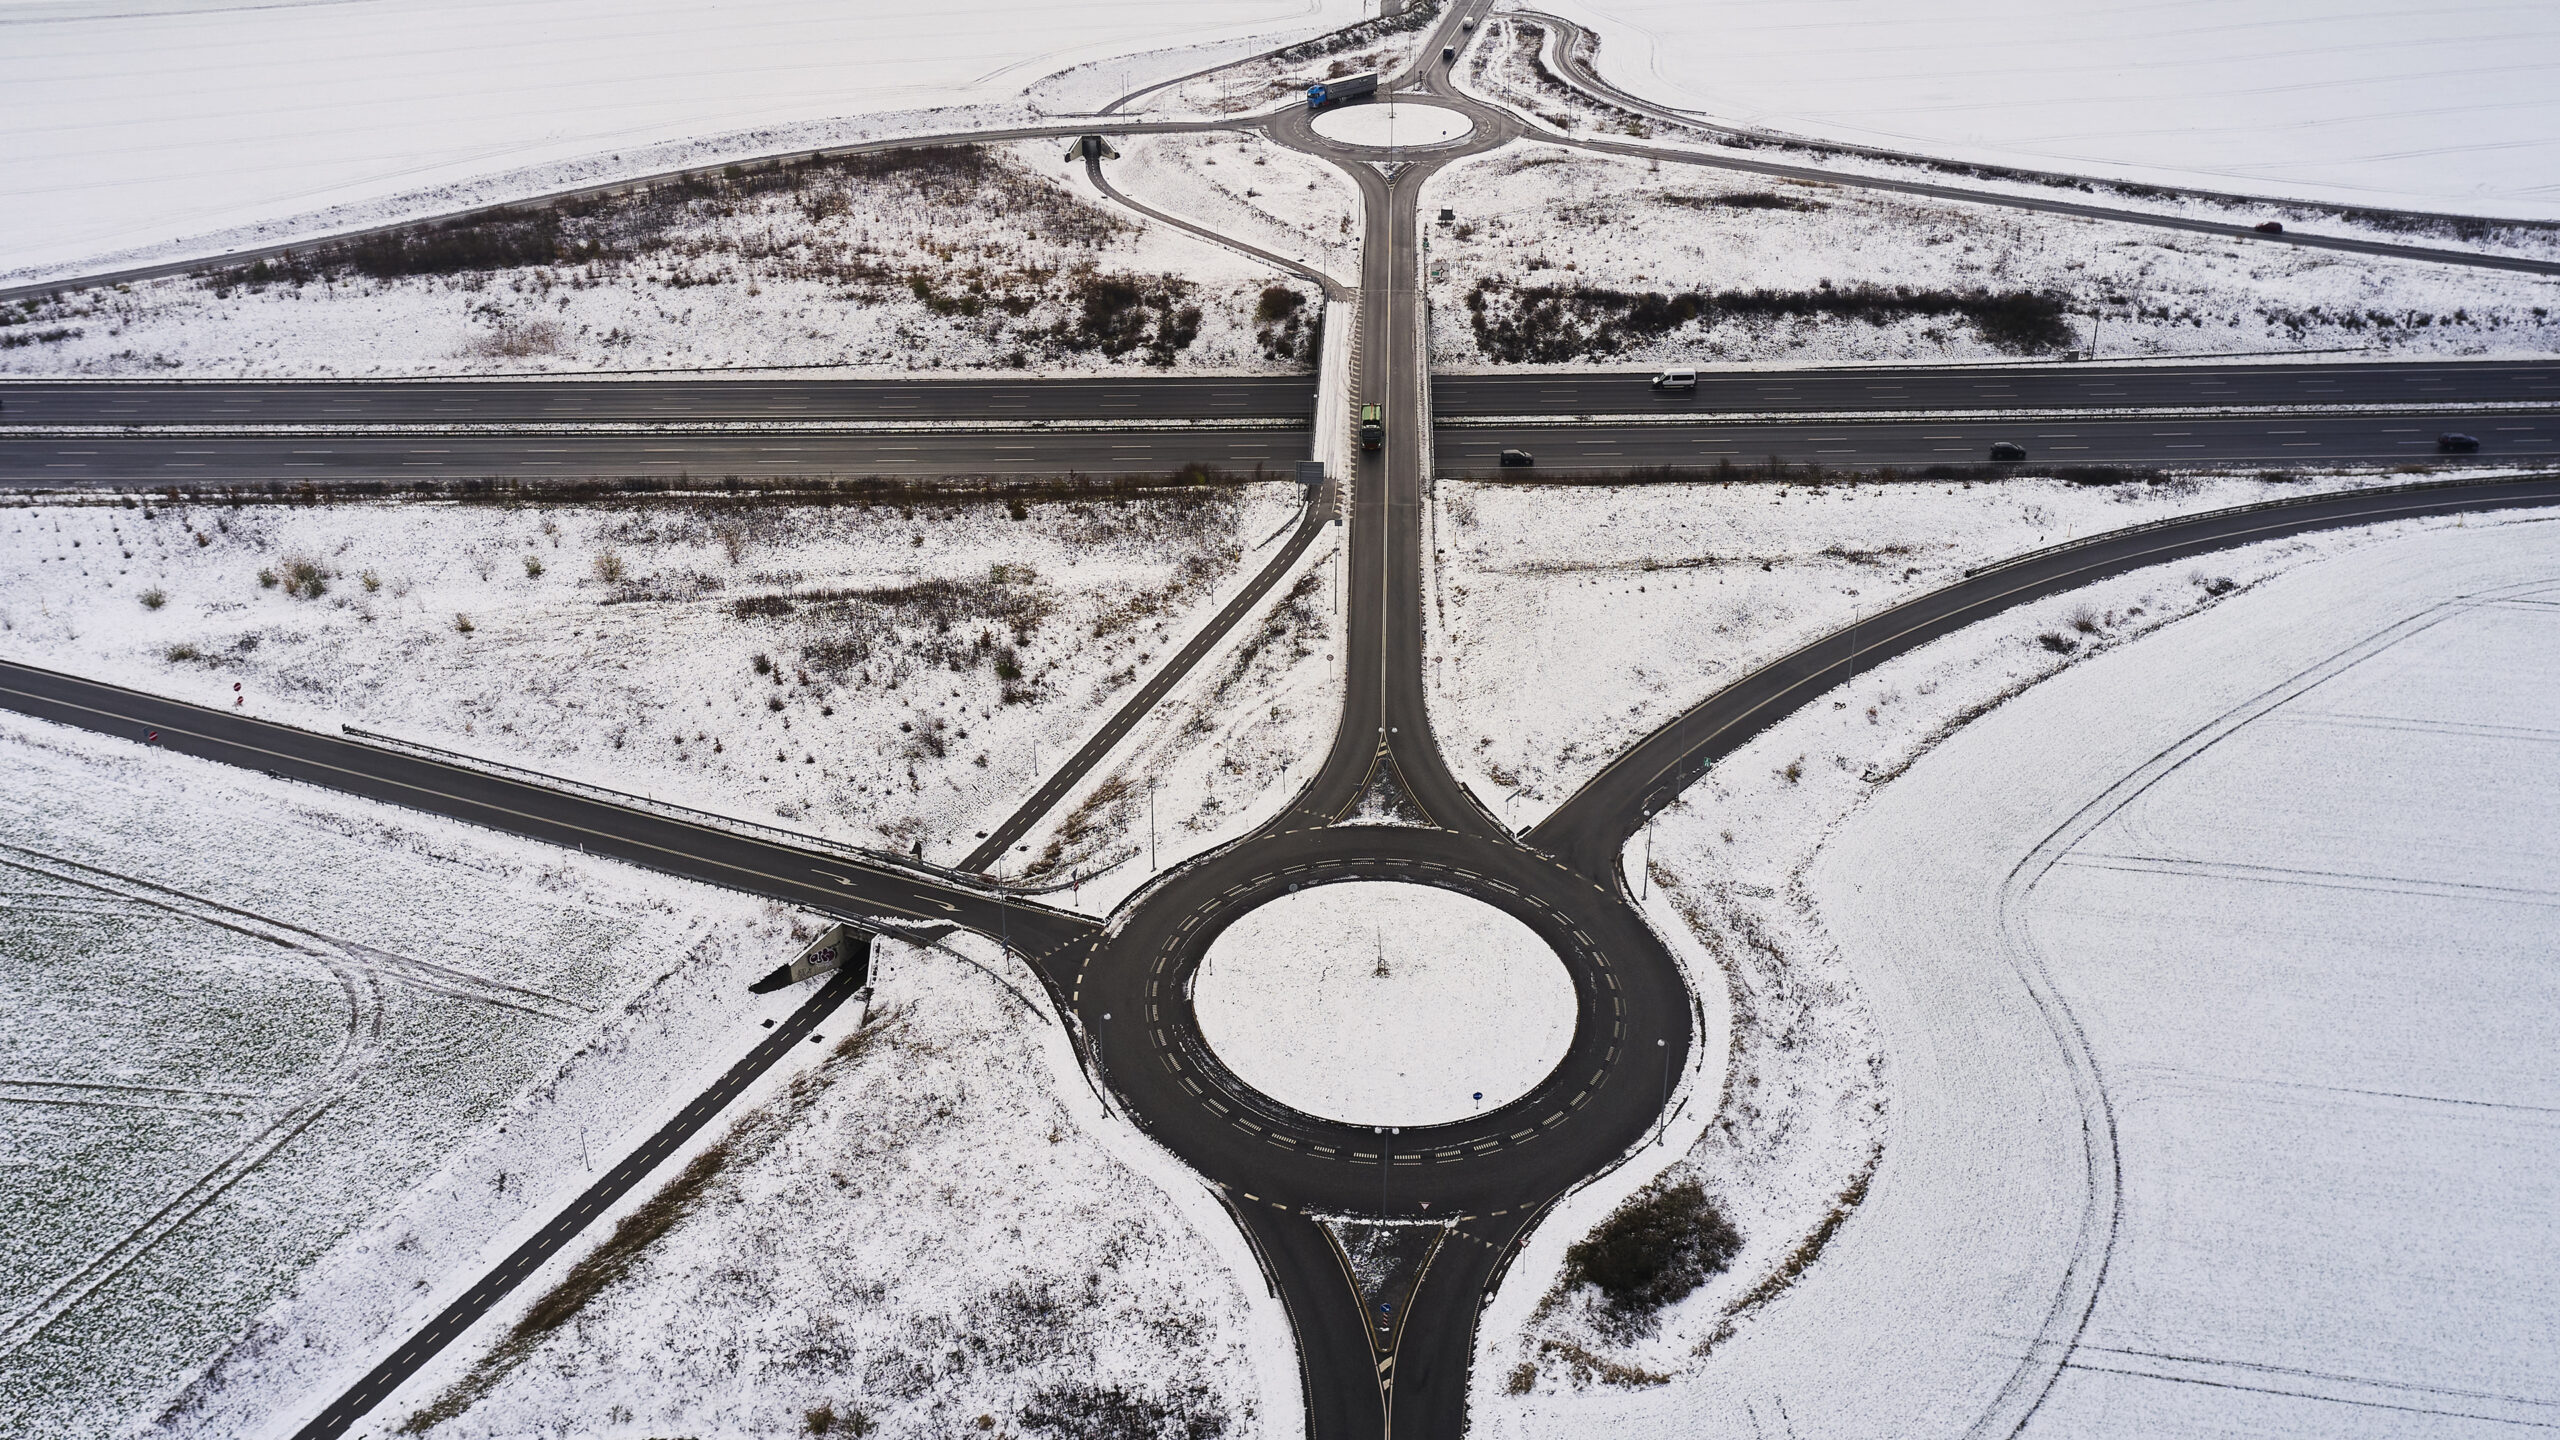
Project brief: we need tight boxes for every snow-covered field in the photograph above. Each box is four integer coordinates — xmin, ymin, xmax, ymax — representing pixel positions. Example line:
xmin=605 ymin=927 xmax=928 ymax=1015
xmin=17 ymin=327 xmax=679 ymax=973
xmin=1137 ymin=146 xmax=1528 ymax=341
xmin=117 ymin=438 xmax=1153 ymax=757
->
xmin=327 ymin=933 xmax=1270 ymax=1440
xmin=1424 ymin=143 xmax=2560 ymax=369
xmin=0 ymin=710 xmax=787 ymax=1440
xmin=1472 ymin=508 xmax=2560 ymax=1430
xmin=0 ymin=489 xmax=1299 ymax=866
xmin=0 ymin=0 xmax=1370 ymax=280
xmin=1192 ymin=879 xmax=1575 ymax=1125
xmin=1531 ymin=0 xmax=2560 ymax=221
xmin=6 ymin=141 xmax=1324 ymax=379
xmin=1428 ymin=470 xmax=2473 ymax=829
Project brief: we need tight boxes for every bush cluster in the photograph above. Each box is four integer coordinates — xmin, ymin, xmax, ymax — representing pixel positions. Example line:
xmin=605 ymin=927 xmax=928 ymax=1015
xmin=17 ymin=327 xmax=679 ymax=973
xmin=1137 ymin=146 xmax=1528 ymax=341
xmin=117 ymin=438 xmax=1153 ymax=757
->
xmin=1466 ymin=278 xmax=2074 ymax=361
xmin=1561 ymin=1178 xmax=1742 ymax=1335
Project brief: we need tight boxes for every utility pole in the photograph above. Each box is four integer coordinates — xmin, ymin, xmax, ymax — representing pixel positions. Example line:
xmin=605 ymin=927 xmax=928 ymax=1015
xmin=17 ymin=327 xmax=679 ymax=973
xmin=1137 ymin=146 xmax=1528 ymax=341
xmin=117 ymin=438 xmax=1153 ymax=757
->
xmin=1148 ymin=774 xmax=1159 ymax=871
xmin=1656 ymin=1037 xmax=1670 ymax=1145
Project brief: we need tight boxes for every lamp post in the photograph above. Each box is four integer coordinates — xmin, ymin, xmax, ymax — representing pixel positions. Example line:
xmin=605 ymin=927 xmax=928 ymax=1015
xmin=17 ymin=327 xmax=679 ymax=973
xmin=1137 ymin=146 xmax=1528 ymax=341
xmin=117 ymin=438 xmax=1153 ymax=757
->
xmin=1656 ymin=1037 xmax=1670 ymax=1145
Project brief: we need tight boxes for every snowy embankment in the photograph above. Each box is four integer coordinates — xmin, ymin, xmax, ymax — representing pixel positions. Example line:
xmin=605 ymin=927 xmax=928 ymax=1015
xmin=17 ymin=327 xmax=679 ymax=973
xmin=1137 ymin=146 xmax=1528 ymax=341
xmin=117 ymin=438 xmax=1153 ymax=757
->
xmin=0 ymin=0 xmax=1370 ymax=283
xmin=1470 ymin=507 xmax=2560 ymax=1430
xmin=1429 ymin=471 xmax=2468 ymax=829
xmin=0 ymin=711 xmax=782 ymax=1440
xmin=7 ymin=141 xmax=1312 ymax=380
xmin=1422 ymin=143 xmax=2560 ymax=371
xmin=0 ymin=489 xmax=1296 ymax=867
xmin=1193 ymin=880 xmax=1575 ymax=1126
xmin=1521 ymin=0 xmax=2560 ymax=223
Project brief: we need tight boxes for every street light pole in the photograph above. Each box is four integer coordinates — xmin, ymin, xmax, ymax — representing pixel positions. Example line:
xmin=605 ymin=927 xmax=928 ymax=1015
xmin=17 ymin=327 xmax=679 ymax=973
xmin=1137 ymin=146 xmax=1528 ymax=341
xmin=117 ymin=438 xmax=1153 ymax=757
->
xmin=1656 ymin=1037 xmax=1669 ymax=1145
xmin=1148 ymin=775 xmax=1158 ymax=871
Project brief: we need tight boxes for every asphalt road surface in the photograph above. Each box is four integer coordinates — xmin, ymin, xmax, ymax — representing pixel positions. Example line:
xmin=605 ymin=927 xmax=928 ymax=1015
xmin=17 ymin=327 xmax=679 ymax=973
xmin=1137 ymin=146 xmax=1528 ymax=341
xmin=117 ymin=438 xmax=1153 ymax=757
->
xmin=0 ymin=427 xmax=1311 ymax=485
xmin=0 ymin=661 xmax=1089 ymax=962
xmin=0 ymin=375 xmax=1317 ymax=425
xmin=1433 ymin=359 xmax=2560 ymax=416
xmin=1439 ymin=408 xmax=2558 ymax=473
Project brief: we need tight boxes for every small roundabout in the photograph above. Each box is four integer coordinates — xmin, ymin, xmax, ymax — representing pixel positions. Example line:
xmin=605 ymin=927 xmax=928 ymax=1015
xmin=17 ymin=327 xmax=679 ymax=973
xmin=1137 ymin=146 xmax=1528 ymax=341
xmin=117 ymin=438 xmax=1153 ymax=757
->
xmin=1069 ymin=823 xmax=1698 ymax=1219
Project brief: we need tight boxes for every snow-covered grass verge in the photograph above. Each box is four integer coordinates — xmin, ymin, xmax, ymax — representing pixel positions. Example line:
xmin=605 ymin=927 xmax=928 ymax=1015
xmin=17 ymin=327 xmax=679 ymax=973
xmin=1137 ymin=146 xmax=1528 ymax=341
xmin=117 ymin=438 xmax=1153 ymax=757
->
xmin=0 ymin=0 xmax=1372 ymax=280
xmin=1428 ymin=470 xmax=2470 ymax=829
xmin=1472 ymin=505 xmax=2560 ymax=1430
xmin=1193 ymin=880 xmax=1575 ymax=1125
xmin=1454 ymin=15 xmax=2560 ymax=266
xmin=1423 ymin=143 xmax=2560 ymax=370
xmin=0 ymin=711 xmax=784 ymax=1440
xmin=6 ymin=142 xmax=1301 ymax=379
xmin=0 ymin=487 xmax=1296 ymax=866
xmin=345 ymin=933 xmax=1269 ymax=1440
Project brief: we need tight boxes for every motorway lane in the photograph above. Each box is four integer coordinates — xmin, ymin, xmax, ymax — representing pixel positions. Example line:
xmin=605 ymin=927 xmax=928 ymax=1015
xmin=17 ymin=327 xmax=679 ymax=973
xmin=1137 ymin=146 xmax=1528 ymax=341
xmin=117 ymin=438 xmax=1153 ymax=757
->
xmin=286 ymin=965 xmax=869 ymax=1440
xmin=0 ymin=375 xmax=1317 ymax=425
xmin=1437 ymin=408 xmax=2560 ymax=472
xmin=1433 ymin=359 xmax=2560 ymax=417
xmin=1530 ymin=472 xmax=2560 ymax=881
xmin=1 ymin=427 xmax=1309 ymax=485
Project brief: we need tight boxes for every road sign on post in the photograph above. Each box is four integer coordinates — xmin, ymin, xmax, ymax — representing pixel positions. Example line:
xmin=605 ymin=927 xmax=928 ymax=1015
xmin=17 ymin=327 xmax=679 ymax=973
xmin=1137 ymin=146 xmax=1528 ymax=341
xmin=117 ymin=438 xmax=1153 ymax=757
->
xmin=748 ymin=922 xmax=872 ymax=993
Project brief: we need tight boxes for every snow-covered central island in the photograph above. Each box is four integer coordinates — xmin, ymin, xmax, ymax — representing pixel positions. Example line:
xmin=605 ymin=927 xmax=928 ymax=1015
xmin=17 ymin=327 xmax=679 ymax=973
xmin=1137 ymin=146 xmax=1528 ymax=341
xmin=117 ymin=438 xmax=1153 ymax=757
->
xmin=1311 ymin=103 xmax=1476 ymax=150
xmin=1191 ymin=880 xmax=1575 ymax=1126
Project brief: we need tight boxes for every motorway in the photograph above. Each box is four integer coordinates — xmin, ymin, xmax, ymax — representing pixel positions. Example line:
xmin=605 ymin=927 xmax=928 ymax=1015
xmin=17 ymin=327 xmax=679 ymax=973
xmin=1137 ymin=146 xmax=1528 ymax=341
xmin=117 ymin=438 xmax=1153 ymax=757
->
xmin=1434 ymin=359 xmax=2560 ymax=416
xmin=9 ymin=362 xmax=2555 ymax=485
xmin=19 ymin=358 xmax=2549 ymax=426
xmin=1438 ymin=408 xmax=2559 ymax=472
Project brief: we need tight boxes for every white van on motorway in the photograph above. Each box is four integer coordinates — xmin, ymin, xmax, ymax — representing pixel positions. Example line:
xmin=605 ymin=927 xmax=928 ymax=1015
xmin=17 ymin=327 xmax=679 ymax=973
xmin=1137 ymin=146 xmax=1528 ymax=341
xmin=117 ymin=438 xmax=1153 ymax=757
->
xmin=1650 ymin=369 xmax=1696 ymax=392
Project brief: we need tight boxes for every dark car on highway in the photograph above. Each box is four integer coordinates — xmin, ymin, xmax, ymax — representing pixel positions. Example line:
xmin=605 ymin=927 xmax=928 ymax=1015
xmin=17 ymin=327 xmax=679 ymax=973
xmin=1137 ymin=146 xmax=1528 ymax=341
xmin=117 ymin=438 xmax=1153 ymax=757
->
xmin=2437 ymin=432 xmax=2482 ymax=453
xmin=2254 ymin=220 xmax=2285 ymax=234
xmin=1498 ymin=448 xmax=1535 ymax=467
xmin=1989 ymin=441 xmax=2027 ymax=462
